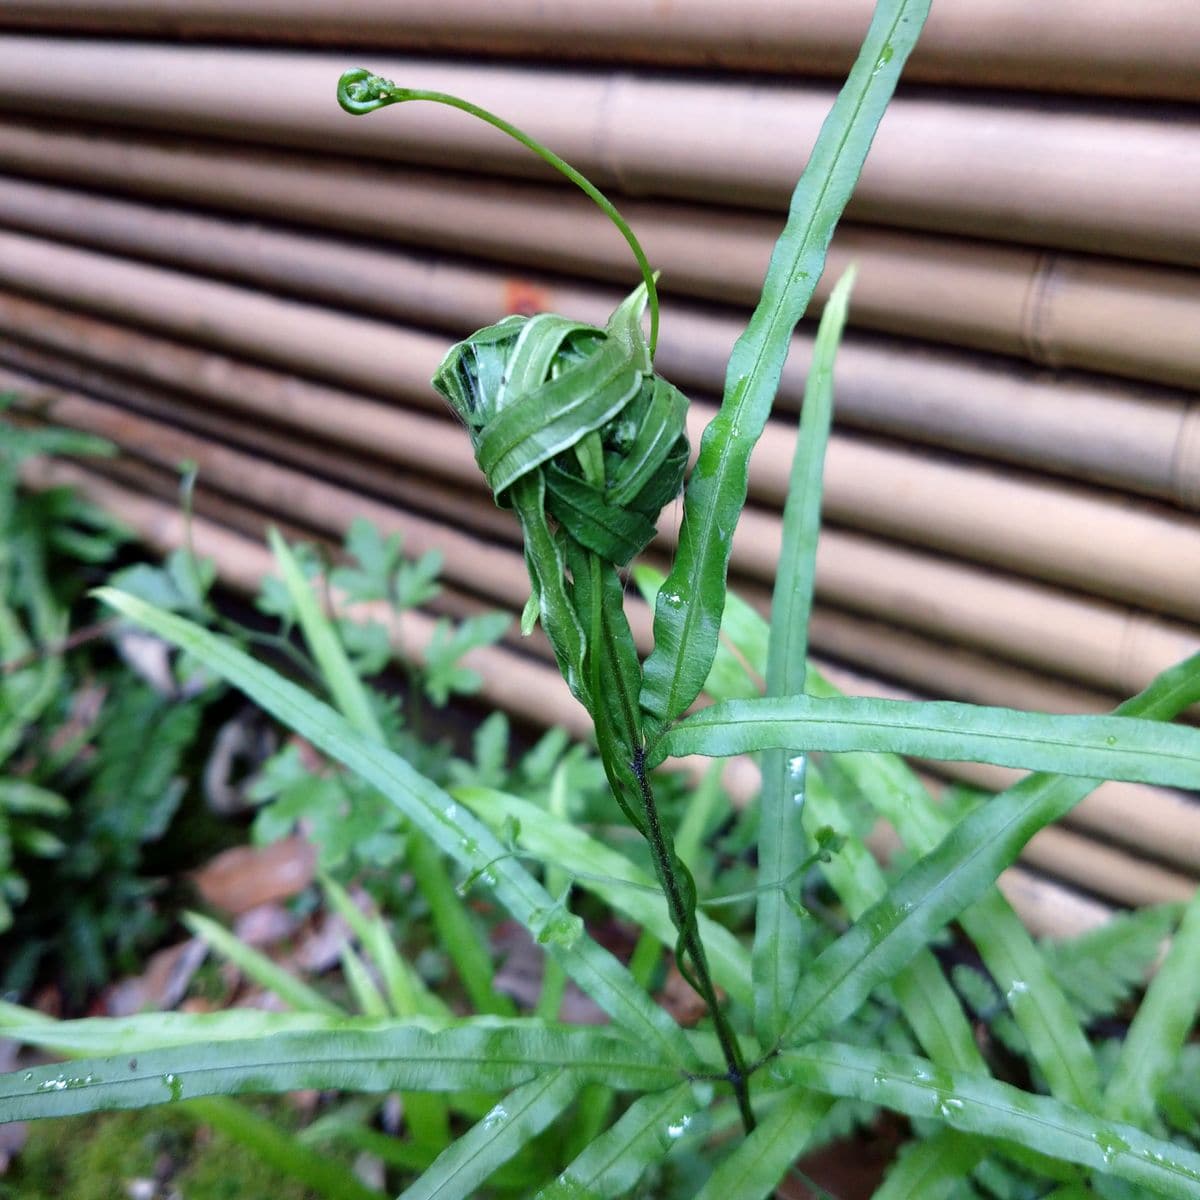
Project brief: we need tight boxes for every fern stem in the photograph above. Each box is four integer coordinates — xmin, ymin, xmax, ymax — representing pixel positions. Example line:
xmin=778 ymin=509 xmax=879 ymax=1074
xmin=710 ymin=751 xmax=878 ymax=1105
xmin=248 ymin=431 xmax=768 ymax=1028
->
xmin=337 ymin=69 xmax=660 ymax=357
xmin=632 ymin=754 xmax=756 ymax=1133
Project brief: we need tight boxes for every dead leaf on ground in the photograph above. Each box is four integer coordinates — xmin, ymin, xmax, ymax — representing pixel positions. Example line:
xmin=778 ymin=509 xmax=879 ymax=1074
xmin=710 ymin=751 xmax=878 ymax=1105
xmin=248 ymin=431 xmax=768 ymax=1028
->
xmin=660 ymin=960 xmax=718 ymax=1028
xmin=232 ymin=903 xmax=301 ymax=948
xmin=191 ymin=836 xmax=316 ymax=915
xmin=102 ymin=938 xmax=208 ymax=1017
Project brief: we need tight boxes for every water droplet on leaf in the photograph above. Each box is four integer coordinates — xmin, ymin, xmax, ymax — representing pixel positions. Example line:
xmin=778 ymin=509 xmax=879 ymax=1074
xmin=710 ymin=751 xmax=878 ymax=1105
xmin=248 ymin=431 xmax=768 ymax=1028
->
xmin=483 ymin=1104 xmax=509 ymax=1130
xmin=1093 ymin=1130 xmax=1130 ymax=1165
xmin=665 ymin=1114 xmax=692 ymax=1139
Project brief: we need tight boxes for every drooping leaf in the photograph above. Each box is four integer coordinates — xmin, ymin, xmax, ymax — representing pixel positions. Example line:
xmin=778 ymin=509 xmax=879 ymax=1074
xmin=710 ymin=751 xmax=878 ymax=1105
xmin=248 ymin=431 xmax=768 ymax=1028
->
xmin=401 ymin=1071 xmax=579 ymax=1200
xmin=778 ymin=1041 xmax=1200 ymax=1200
xmin=0 ymin=1019 xmax=679 ymax=1122
xmin=95 ymin=589 xmax=696 ymax=1069
xmin=536 ymin=1081 xmax=702 ymax=1199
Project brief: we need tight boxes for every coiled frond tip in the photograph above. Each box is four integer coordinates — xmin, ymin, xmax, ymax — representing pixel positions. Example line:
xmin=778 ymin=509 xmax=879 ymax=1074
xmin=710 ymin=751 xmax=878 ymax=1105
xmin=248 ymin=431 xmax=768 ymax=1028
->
xmin=336 ymin=69 xmax=405 ymax=115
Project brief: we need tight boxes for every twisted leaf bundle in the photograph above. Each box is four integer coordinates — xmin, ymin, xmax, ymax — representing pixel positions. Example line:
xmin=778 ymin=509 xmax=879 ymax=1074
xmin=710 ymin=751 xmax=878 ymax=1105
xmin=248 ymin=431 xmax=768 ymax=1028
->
xmin=433 ymin=285 xmax=688 ymax=712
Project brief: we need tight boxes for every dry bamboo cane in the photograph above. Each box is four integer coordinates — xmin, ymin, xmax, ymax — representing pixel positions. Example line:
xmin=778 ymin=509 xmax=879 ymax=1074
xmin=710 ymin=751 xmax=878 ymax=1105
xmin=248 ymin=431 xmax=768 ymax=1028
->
xmin=0 ymin=167 xmax=1197 ymax=391
xmin=18 ymin=454 xmax=1118 ymax=937
xmin=7 ymin=364 xmax=1199 ymax=704
xmin=0 ymin=221 xmax=1197 ymax=512
xmin=0 ymin=39 xmax=1197 ymax=264
xmin=14 ymin=387 xmax=1200 ymax=883
xmin=2 ymin=233 xmax=1199 ymax=623
xmin=0 ymin=0 xmax=1195 ymax=100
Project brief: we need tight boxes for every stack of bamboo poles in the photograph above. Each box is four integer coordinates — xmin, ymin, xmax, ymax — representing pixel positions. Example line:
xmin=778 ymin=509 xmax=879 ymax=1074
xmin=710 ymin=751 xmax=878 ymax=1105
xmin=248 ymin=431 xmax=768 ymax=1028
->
xmin=3 ymin=4 xmax=1199 ymax=935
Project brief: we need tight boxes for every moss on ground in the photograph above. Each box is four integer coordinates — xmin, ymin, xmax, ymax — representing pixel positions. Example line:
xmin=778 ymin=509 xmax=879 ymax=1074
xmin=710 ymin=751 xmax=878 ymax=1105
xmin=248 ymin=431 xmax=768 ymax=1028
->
xmin=3 ymin=1104 xmax=318 ymax=1200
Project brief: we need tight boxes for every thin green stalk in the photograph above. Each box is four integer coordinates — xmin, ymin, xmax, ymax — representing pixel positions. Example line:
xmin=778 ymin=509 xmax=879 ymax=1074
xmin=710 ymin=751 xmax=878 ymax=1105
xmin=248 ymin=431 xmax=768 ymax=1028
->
xmin=336 ymin=70 xmax=660 ymax=358
xmin=630 ymin=755 xmax=754 ymax=1133
xmin=573 ymin=544 xmax=752 ymax=1128
xmin=535 ymin=764 xmax=572 ymax=1021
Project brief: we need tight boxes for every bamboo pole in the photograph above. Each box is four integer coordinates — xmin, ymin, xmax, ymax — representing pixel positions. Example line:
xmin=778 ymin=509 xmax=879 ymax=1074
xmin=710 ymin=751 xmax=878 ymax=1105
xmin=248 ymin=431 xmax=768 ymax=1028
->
xmin=0 ymin=40 xmax=1197 ymax=266
xmin=808 ymin=526 xmax=1200 ymax=701
xmin=1015 ymin=825 xmax=1195 ymax=908
xmin=0 ymin=200 xmax=1195 ymax=510
xmin=0 ymin=228 xmax=446 ymax=406
xmin=7 ymin=361 xmax=1199 ymax=703
xmin=18 ymin=454 xmax=1119 ymax=936
xmin=1 ymin=1 xmax=1195 ymax=101
xmin=4 ymin=234 xmax=1200 ymax=625
xmin=1 ymin=162 xmax=1198 ymax=393
xmin=805 ymin=605 xmax=1123 ymax=714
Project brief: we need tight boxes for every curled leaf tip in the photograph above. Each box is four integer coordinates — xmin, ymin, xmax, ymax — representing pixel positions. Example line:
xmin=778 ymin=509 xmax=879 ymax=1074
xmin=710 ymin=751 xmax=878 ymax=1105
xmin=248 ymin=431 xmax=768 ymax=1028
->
xmin=336 ymin=68 xmax=404 ymax=115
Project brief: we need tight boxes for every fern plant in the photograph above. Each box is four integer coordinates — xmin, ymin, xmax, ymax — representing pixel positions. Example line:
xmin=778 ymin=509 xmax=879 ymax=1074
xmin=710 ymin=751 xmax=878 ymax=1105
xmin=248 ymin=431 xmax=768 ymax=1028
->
xmin=5 ymin=2 xmax=1200 ymax=1197
xmin=0 ymin=406 xmax=223 ymax=1003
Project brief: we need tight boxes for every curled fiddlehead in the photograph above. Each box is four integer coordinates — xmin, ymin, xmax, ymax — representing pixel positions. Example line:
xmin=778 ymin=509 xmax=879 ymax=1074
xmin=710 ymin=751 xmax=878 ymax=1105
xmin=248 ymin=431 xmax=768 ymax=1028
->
xmin=338 ymin=70 xmax=754 ymax=1130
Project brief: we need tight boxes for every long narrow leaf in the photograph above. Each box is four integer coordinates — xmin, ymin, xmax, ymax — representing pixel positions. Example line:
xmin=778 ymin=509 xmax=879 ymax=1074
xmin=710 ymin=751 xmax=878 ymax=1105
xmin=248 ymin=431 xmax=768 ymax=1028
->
xmin=779 ymin=1042 xmax=1200 ymax=1199
xmin=755 ymin=266 xmax=856 ymax=1044
xmin=0 ymin=1004 xmax=348 ymax=1054
xmin=536 ymin=1082 xmax=701 ymax=1199
xmin=269 ymin=527 xmax=379 ymax=737
xmin=401 ymin=1072 xmax=578 ymax=1200
xmin=805 ymin=770 xmax=983 ymax=1075
xmin=1105 ymin=884 xmax=1200 ymax=1128
xmin=639 ymin=0 xmax=931 ymax=733
xmin=185 ymin=911 xmax=343 ymax=1017
xmin=660 ymin=694 xmax=1200 ymax=789
xmin=187 ymin=1096 xmax=384 ymax=1200
xmin=780 ymin=651 xmax=1200 ymax=1048
xmin=693 ymin=1087 xmax=833 ymax=1200
xmin=962 ymin=891 xmax=1100 ymax=1109
xmin=321 ymin=874 xmax=448 ymax=1019
xmin=817 ymin=734 xmax=1102 ymax=1109
xmin=271 ymin=531 xmax=509 ymax=1016
xmin=455 ymin=785 xmax=752 ymax=1009
xmin=869 ymin=1129 xmax=982 ymax=1200
xmin=97 ymin=588 xmax=696 ymax=1069
xmin=0 ymin=1020 xmax=679 ymax=1122
xmin=708 ymin=587 xmax=1104 ymax=1109
xmin=0 ymin=1003 xmax=381 ymax=1200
